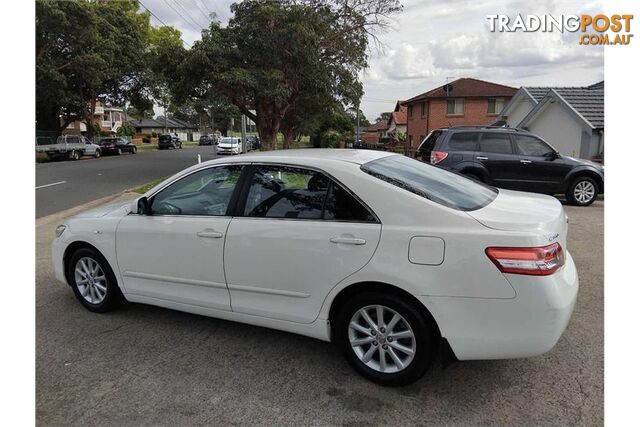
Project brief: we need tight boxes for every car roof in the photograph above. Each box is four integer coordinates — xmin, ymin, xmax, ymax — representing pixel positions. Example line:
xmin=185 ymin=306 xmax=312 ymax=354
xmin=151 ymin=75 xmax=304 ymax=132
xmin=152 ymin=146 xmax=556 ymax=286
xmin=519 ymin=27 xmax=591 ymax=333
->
xmin=201 ymin=148 xmax=396 ymax=167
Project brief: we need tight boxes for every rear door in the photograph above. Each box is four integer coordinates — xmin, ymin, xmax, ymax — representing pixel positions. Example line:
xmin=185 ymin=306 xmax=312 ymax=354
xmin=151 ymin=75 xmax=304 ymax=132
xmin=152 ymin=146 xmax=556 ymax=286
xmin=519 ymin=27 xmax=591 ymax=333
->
xmin=476 ymin=132 xmax=522 ymax=189
xmin=224 ymin=164 xmax=381 ymax=324
xmin=441 ymin=131 xmax=480 ymax=170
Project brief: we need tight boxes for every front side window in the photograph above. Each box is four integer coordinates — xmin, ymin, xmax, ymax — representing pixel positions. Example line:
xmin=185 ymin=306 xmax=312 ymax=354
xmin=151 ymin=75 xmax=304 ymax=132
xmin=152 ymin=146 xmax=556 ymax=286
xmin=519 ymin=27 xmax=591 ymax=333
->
xmin=446 ymin=99 xmax=464 ymax=115
xmin=513 ymin=135 xmax=554 ymax=157
xmin=479 ymin=133 xmax=513 ymax=154
xmin=447 ymin=132 xmax=480 ymax=151
xmin=151 ymin=165 xmax=242 ymax=216
xmin=361 ymin=155 xmax=497 ymax=211
xmin=243 ymin=165 xmax=376 ymax=222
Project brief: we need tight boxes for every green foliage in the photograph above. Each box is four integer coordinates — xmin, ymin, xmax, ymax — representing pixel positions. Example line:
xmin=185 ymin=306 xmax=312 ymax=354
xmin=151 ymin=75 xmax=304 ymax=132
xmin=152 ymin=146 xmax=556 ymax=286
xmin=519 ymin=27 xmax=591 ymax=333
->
xmin=184 ymin=0 xmax=402 ymax=150
xmin=319 ymin=130 xmax=342 ymax=148
xmin=35 ymin=0 xmax=179 ymax=135
xmin=117 ymin=123 xmax=136 ymax=137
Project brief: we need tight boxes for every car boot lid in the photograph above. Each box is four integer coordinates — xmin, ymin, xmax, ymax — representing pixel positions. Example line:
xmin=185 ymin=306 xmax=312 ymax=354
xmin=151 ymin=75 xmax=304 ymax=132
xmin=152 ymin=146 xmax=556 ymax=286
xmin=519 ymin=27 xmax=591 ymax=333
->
xmin=466 ymin=189 xmax=568 ymax=243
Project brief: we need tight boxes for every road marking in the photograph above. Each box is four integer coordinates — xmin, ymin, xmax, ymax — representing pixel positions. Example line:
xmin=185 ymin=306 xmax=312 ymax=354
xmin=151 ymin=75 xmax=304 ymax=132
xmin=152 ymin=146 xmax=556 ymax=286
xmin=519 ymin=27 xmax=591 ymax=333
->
xmin=36 ymin=181 xmax=67 ymax=190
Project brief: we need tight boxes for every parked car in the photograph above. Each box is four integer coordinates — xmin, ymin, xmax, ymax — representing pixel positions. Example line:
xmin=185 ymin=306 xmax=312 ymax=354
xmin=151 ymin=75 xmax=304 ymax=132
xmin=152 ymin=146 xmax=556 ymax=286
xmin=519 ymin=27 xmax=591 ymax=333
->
xmin=158 ymin=134 xmax=182 ymax=150
xmin=246 ymin=135 xmax=261 ymax=150
xmin=199 ymin=134 xmax=215 ymax=146
xmin=52 ymin=149 xmax=578 ymax=386
xmin=35 ymin=135 xmax=101 ymax=161
xmin=99 ymin=137 xmax=137 ymax=155
xmin=416 ymin=126 xmax=604 ymax=206
xmin=216 ymin=137 xmax=241 ymax=155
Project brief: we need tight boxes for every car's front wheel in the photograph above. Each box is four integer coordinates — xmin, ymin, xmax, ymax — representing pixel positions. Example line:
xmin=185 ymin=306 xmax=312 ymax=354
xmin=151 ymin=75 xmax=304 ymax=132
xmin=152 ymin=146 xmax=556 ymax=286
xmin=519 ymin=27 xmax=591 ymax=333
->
xmin=93 ymin=149 xmax=101 ymax=159
xmin=566 ymin=176 xmax=598 ymax=206
xmin=131 ymin=146 xmax=137 ymax=154
xmin=335 ymin=292 xmax=437 ymax=386
xmin=68 ymin=247 xmax=123 ymax=313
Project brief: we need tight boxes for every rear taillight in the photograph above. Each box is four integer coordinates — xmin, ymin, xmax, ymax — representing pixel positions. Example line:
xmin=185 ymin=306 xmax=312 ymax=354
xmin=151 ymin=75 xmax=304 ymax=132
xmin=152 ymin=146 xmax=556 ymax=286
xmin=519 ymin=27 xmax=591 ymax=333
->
xmin=430 ymin=151 xmax=448 ymax=164
xmin=485 ymin=243 xmax=565 ymax=276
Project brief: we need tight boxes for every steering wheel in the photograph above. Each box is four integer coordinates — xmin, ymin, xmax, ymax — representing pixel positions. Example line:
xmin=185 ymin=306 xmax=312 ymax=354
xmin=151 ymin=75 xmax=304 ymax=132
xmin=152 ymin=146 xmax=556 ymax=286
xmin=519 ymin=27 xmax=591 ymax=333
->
xmin=154 ymin=201 xmax=182 ymax=215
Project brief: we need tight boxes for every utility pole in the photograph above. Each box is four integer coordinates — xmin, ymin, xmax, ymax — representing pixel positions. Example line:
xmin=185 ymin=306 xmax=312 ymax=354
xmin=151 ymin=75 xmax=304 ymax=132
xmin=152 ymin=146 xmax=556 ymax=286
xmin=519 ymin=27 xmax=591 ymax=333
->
xmin=354 ymin=105 xmax=360 ymax=147
xmin=241 ymin=114 xmax=247 ymax=153
xmin=163 ymin=103 xmax=168 ymax=133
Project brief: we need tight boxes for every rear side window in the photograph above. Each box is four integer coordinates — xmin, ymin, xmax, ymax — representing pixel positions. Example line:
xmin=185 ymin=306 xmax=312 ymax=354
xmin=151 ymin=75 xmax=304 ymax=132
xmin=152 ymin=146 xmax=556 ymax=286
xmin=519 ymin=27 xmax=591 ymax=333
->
xmin=243 ymin=165 xmax=376 ymax=222
xmin=513 ymin=135 xmax=554 ymax=156
xmin=324 ymin=184 xmax=376 ymax=222
xmin=417 ymin=130 xmax=442 ymax=154
xmin=446 ymin=132 xmax=480 ymax=151
xmin=361 ymin=155 xmax=498 ymax=211
xmin=479 ymin=133 xmax=513 ymax=154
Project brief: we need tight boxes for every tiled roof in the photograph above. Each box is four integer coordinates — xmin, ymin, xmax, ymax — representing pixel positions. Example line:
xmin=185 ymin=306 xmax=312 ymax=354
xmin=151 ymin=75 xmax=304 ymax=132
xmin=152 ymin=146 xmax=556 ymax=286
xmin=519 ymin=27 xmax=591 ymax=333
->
xmin=403 ymin=78 xmax=518 ymax=104
xmin=365 ymin=120 xmax=389 ymax=132
xmin=128 ymin=118 xmax=163 ymax=128
xmin=525 ymin=83 xmax=604 ymax=129
xmin=390 ymin=110 xmax=407 ymax=125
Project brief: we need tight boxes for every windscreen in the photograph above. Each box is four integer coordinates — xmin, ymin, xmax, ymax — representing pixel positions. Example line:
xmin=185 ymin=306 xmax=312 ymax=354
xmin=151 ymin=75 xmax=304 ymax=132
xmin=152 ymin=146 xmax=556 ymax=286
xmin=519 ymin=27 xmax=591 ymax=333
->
xmin=361 ymin=155 xmax=498 ymax=211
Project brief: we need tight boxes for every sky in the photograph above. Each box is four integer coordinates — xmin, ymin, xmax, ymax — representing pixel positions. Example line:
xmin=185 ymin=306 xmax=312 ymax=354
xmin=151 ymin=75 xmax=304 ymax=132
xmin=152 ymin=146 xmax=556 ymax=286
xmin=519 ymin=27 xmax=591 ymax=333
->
xmin=142 ymin=0 xmax=604 ymax=122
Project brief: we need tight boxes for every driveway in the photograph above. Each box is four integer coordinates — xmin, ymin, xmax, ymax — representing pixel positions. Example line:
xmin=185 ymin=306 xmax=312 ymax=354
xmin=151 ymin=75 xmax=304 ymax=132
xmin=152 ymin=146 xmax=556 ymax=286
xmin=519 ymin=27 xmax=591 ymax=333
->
xmin=36 ymin=199 xmax=603 ymax=425
xmin=35 ymin=146 xmax=219 ymax=218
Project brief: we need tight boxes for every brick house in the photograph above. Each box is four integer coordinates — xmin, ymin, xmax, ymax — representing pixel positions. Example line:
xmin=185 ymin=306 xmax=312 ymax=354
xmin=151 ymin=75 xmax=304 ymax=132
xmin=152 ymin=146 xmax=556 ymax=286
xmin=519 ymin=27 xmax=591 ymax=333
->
xmin=401 ymin=78 xmax=518 ymax=149
xmin=361 ymin=120 xmax=389 ymax=144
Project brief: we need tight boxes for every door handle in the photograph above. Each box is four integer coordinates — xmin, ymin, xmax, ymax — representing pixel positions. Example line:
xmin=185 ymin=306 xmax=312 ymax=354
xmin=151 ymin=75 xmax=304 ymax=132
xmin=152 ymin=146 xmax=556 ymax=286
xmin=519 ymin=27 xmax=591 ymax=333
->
xmin=197 ymin=229 xmax=223 ymax=238
xmin=476 ymin=156 xmax=488 ymax=160
xmin=520 ymin=159 xmax=532 ymax=164
xmin=330 ymin=236 xmax=366 ymax=245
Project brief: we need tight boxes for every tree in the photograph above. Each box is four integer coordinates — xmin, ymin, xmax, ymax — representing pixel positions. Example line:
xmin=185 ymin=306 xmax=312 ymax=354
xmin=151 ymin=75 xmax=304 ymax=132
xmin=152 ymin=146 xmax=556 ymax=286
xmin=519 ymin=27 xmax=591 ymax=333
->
xmin=185 ymin=0 xmax=402 ymax=150
xmin=376 ymin=112 xmax=391 ymax=123
xmin=36 ymin=0 xmax=150 ymax=136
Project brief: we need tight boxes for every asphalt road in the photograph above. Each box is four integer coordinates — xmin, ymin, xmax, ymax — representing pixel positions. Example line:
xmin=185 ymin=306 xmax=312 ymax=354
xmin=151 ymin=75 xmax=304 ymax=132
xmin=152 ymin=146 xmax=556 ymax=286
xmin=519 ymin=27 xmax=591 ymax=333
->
xmin=35 ymin=146 xmax=219 ymax=218
xmin=35 ymin=198 xmax=603 ymax=425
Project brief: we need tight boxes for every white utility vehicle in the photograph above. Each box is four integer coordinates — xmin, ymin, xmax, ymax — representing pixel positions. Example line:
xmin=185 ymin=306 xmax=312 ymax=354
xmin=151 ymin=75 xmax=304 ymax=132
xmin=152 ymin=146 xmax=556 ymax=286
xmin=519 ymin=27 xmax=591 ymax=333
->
xmin=36 ymin=135 xmax=102 ymax=161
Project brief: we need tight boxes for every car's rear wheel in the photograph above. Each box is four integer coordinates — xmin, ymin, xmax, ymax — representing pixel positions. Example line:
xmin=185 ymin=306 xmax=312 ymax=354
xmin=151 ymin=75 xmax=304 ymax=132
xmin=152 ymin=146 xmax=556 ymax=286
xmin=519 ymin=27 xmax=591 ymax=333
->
xmin=69 ymin=150 xmax=80 ymax=161
xmin=131 ymin=146 xmax=137 ymax=154
xmin=566 ymin=176 xmax=598 ymax=206
xmin=68 ymin=247 xmax=123 ymax=313
xmin=335 ymin=292 xmax=437 ymax=386
xmin=464 ymin=172 xmax=483 ymax=182
xmin=93 ymin=149 xmax=101 ymax=159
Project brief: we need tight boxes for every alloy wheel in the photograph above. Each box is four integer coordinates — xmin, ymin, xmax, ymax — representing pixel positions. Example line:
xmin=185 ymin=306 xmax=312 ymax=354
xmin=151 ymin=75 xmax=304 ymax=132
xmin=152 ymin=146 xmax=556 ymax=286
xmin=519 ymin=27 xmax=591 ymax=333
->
xmin=348 ymin=305 xmax=416 ymax=374
xmin=574 ymin=180 xmax=595 ymax=204
xmin=74 ymin=257 xmax=107 ymax=305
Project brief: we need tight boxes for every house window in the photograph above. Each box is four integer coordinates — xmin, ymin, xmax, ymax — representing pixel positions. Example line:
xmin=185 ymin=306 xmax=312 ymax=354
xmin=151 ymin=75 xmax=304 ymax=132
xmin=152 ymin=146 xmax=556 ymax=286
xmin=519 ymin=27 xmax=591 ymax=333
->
xmin=446 ymin=99 xmax=464 ymax=115
xmin=408 ymin=105 xmax=413 ymax=118
xmin=487 ymin=98 xmax=505 ymax=115
xmin=421 ymin=102 xmax=426 ymax=117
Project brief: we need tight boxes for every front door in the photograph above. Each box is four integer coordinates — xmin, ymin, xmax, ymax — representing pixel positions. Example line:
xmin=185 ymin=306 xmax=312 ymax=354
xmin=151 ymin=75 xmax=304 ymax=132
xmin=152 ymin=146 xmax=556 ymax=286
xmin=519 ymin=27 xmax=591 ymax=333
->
xmin=511 ymin=134 xmax=570 ymax=194
xmin=116 ymin=165 xmax=244 ymax=310
xmin=224 ymin=165 xmax=382 ymax=324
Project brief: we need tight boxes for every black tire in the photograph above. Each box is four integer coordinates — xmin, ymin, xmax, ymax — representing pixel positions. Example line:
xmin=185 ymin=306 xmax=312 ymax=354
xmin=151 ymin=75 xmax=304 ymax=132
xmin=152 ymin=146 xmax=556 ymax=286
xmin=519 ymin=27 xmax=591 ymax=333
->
xmin=93 ymin=149 xmax=101 ymax=159
xmin=334 ymin=291 xmax=438 ymax=386
xmin=67 ymin=247 xmax=124 ymax=313
xmin=70 ymin=150 xmax=80 ymax=161
xmin=131 ymin=146 xmax=137 ymax=154
xmin=566 ymin=176 xmax=598 ymax=206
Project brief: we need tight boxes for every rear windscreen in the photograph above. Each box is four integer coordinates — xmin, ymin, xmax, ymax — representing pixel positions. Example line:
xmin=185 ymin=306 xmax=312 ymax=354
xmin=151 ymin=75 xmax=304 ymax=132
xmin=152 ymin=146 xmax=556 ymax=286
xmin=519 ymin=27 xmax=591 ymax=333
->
xmin=361 ymin=155 xmax=498 ymax=211
xmin=417 ymin=130 xmax=442 ymax=154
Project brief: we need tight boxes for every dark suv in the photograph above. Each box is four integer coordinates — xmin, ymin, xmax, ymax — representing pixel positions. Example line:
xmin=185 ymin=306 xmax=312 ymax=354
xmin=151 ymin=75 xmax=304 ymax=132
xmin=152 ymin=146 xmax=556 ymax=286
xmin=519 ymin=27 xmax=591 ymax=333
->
xmin=416 ymin=127 xmax=604 ymax=206
xmin=158 ymin=134 xmax=182 ymax=150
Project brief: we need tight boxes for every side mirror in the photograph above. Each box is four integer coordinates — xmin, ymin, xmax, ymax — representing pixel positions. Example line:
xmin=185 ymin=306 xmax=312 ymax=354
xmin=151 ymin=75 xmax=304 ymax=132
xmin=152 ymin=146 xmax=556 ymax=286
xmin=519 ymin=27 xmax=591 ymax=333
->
xmin=135 ymin=196 xmax=151 ymax=215
xmin=545 ymin=151 xmax=559 ymax=160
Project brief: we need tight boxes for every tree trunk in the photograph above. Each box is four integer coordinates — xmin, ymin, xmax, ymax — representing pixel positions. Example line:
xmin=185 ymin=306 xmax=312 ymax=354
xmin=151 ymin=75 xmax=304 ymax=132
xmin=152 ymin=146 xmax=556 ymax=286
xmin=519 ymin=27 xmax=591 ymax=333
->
xmin=282 ymin=127 xmax=296 ymax=150
xmin=256 ymin=112 xmax=281 ymax=151
xmin=86 ymin=98 xmax=97 ymax=139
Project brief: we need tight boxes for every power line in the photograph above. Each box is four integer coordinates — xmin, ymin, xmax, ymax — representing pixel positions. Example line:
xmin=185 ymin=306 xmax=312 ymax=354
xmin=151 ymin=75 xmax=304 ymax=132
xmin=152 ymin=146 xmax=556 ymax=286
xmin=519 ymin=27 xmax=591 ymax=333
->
xmin=138 ymin=0 xmax=192 ymax=47
xmin=163 ymin=0 xmax=201 ymax=33
xmin=169 ymin=0 xmax=208 ymax=30
xmin=192 ymin=0 xmax=212 ymax=24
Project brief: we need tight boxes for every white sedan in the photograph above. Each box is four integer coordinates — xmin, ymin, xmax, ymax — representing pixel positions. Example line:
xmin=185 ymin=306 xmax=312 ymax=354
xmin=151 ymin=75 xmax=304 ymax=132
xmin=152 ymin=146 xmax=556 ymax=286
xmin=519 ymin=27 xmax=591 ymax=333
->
xmin=52 ymin=149 xmax=578 ymax=385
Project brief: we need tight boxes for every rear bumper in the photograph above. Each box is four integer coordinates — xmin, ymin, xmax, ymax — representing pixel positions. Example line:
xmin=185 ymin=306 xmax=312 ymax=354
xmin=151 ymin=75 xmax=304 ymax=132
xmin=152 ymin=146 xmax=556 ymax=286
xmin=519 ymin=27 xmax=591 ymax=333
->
xmin=419 ymin=251 xmax=579 ymax=360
